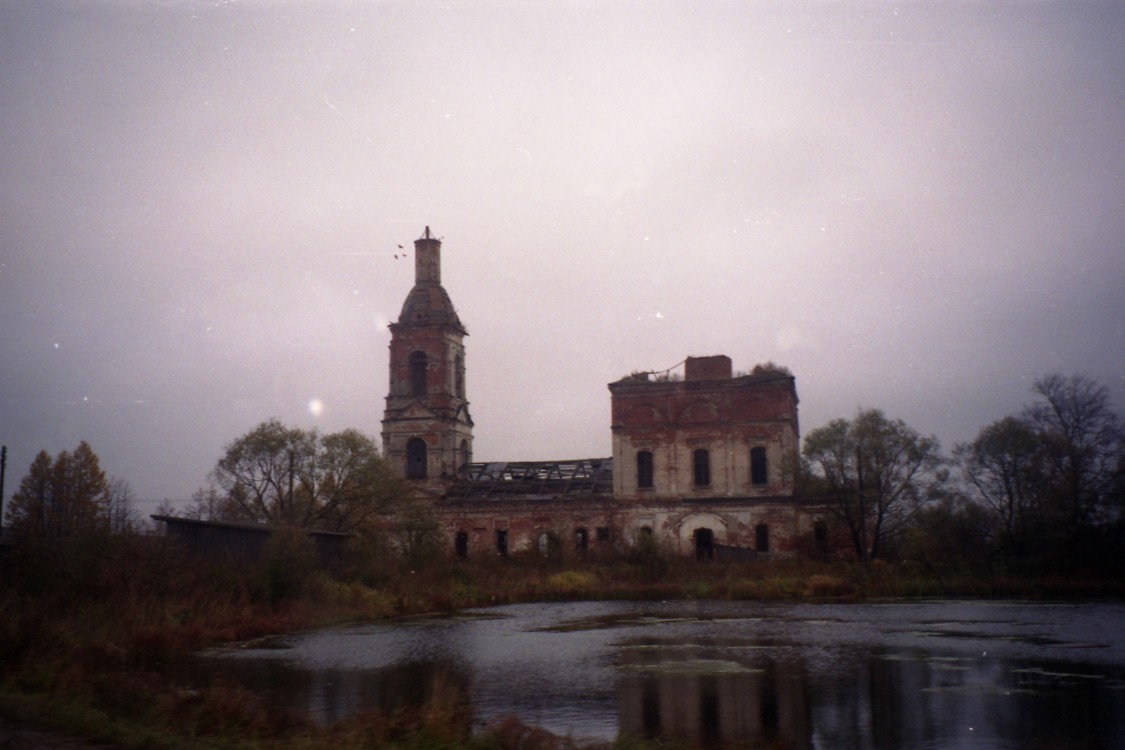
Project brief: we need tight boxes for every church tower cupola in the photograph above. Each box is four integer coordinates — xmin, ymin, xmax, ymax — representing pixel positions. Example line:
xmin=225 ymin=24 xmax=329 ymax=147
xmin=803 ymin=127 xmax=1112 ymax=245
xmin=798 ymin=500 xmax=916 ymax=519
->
xmin=382 ymin=227 xmax=473 ymax=482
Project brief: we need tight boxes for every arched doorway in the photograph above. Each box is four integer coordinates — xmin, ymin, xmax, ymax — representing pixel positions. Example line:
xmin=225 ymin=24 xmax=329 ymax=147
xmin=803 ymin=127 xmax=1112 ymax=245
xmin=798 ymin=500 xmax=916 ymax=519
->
xmin=694 ymin=527 xmax=715 ymax=561
xmin=406 ymin=437 xmax=427 ymax=479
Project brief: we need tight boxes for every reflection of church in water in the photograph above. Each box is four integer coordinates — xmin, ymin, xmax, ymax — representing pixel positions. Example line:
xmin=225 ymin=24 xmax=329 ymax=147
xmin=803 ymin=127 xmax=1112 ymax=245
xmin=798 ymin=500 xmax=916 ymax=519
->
xmin=616 ymin=646 xmax=811 ymax=746
xmin=382 ymin=228 xmax=837 ymax=559
xmin=217 ymin=625 xmax=1110 ymax=750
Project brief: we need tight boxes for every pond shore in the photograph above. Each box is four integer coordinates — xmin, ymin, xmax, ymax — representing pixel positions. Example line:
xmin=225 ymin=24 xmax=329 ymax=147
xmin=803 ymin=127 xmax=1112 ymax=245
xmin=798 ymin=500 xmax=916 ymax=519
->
xmin=3 ymin=542 xmax=1123 ymax=750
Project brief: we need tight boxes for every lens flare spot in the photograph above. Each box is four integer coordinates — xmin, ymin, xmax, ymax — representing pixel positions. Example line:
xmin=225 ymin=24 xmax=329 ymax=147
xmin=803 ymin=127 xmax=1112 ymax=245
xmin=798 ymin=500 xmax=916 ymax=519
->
xmin=308 ymin=398 xmax=324 ymax=417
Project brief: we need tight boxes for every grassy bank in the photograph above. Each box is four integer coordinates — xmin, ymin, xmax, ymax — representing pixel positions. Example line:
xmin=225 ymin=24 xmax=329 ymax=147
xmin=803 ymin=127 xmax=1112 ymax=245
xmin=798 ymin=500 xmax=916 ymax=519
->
xmin=1 ymin=533 xmax=1121 ymax=750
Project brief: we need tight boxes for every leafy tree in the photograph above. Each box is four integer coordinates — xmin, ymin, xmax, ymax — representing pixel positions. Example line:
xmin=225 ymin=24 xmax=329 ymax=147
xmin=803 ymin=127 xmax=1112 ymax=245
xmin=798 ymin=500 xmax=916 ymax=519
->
xmin=5 ymin=441 xmax=110 ymax=539
xmin=6 ymin=450 xmax=54 ymax=537
xmin=391 ymin=496 xmax=444 ymax=569
xmin=211 ymin=419 xmax=406 ymax=532
xmin=954 ymin=416 xmax=1047 ymax=558
xmin=802 ymin=409 xmax=944 ymax=561
xmin=898 ymin=494 xmax=995 ymax=574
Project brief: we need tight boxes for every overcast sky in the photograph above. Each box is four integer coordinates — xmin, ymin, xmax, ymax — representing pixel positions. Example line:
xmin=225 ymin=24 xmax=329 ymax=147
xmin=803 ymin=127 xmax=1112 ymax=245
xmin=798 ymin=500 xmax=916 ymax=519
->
xmin=2 ymin=1 xmax=1122 ymax=516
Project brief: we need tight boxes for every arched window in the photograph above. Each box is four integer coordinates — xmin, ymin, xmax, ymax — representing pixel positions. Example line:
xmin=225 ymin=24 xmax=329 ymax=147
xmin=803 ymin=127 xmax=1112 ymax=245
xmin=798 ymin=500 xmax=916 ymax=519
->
xmin=575 ymin=527 xmax=589 ymax=553
xmin=455 ymin=355 xmax=464 ymax=398
xmin=537 ymin=531 xmax=556 ymax=556
xmin=636 ymin=450 xmax=654 ymax=489
xmin=455 ymin=531 xmax=469 ymax=559
xmin=693 ymin=448 xmax=711 ymax=487
xmin=406 ymin=437 xmax=427 ymax=479
xmin=755 ymin=523 xmax=770 ymax=553
xmin=751 ymin=446 xmax=768 ymax=485
xmin=409 ymin=351 xmax=427 ymax=397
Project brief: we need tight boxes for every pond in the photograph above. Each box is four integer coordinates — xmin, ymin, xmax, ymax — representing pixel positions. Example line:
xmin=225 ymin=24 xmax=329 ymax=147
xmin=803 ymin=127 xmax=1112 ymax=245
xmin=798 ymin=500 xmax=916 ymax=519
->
xmin=203 ymin=600 xmax=1125 ymax=748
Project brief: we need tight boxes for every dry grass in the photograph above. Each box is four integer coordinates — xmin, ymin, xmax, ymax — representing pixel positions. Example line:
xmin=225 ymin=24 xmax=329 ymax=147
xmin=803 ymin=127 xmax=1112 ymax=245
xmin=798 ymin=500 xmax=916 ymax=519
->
xmin=1 ymin=531 xmax=1121 ymax=750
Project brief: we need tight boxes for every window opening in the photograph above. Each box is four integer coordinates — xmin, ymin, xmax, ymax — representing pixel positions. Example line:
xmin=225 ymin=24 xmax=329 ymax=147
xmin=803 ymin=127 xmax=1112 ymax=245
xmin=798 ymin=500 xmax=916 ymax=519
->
xmin=694 ymin=527 xmax=714 ymax=561
xmin=693 ymin=449 xmax=711 ymax=487
xmin=636 ymin=450 xmax=654 ymax=489
xmin=409 ymin=351 xmax=427 ymax=396
xmin=496 ymin=529 xmax=508 ymax=557
xmin=406 ymin=437 xmax=427 ymax=479
xmin=814 ymin=520 xmax=828 ymax=553
xmin=596 ymin=527 xmax=611 ymax=542
xmin=751 ymin=446 xmax=768 ymax=485
xmin=454 ymin=531 xmax=468 ymax=559
xmin=575 ymin=527 xmax=589 ymax=553
xmin=755 ymin=523 xmax=769 ymax=553
xmin=459 ymin=440 xmax=470 ymax=475
xmin=537 ymin=531 xmax=556 ymax=556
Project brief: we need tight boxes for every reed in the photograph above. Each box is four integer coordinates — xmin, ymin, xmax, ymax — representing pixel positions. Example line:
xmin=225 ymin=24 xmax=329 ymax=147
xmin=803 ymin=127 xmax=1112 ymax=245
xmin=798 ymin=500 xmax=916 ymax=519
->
xmin=2 ymin=530 xmax=1121 ymax=750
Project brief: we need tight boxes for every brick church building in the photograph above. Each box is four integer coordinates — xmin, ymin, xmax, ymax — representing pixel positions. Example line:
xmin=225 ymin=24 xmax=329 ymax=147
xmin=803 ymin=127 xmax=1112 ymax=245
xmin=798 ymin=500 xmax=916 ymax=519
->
xmin=382 ymin=228 xmax=831 ymax=559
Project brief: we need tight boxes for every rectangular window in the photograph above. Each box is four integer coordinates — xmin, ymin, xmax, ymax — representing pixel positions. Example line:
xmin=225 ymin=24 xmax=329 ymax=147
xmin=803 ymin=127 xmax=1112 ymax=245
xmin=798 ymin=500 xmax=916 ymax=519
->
xmin=693 ymin=448 xmax=711 ymax=487
xmin=596 ymin=527 xmax=611 ymax=542
xmin=751 ymin=447 xmax=768 ymax=485
xmin=636 ymin=450 xmax=654 ymax=489
xmin=755 ymin=523 xmax=769 ymax=553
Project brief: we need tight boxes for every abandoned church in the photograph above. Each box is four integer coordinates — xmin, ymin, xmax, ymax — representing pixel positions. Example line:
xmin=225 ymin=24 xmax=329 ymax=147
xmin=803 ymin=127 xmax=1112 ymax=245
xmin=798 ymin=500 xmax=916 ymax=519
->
xmin=382 ymin=228 xmax=833 ymax=560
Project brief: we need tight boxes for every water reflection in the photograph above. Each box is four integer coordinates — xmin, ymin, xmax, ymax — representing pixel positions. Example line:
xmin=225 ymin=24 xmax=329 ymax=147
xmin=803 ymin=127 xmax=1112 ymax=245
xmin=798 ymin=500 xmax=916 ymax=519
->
xmin=202 ymin=601 xmax=1125 ymax=749
xmin=617 ymin=646 xmax=804 ymax=747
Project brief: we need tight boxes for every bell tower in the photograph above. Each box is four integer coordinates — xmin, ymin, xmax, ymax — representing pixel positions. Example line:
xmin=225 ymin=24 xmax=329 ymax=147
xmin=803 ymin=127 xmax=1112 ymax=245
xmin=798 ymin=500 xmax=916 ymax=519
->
xmin=382 ymin=227 xmax=473 ymax=481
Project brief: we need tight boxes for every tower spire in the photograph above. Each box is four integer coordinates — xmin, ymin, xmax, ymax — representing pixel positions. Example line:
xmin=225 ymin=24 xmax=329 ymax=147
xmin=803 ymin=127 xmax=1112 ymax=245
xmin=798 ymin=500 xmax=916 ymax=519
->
xmin=383 ymin=227 xmax=472 ymax=482
xmin=414 ymin=226 xmax=441 ymax=284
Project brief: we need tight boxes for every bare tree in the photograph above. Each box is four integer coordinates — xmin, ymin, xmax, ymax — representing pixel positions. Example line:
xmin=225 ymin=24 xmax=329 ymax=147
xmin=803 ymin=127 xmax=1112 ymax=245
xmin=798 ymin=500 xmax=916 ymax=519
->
xmin=105 ymin=476 xmax=138 ymax=533
xmin=183 ymin=485 xmax=227 ymax=521
xmin=1025 ymin=373 xmax=1123 ymax=528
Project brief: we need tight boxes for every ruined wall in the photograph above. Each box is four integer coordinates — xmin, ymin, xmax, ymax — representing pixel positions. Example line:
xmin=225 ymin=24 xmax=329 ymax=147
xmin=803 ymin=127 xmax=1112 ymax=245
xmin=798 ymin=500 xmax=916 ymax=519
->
xmin=609 ymin=357 xmax=799 ymax=500
xmin=434 ymin=495 xmax=831 ymax=560
xmin=382 ymin=322 xmax=472 ymax=479
xmin=440 ymin=496 xmax=622 ymax=558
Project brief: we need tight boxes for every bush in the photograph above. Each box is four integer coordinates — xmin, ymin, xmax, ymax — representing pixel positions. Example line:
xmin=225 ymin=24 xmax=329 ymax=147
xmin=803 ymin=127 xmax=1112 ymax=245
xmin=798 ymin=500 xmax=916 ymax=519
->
xmin=256 ymin=526 xmax=319 ymax=604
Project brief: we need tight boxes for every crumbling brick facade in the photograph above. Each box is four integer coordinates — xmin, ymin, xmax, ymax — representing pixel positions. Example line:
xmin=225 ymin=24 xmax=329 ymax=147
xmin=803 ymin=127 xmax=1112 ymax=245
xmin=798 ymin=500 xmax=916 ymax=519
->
xmin=381 ymin=227 xmax=473 ymax=482
xmin=382 ymin=229 xmax=833 ymax=559
xmin=609 ymin=355 xmax=799 ymax=500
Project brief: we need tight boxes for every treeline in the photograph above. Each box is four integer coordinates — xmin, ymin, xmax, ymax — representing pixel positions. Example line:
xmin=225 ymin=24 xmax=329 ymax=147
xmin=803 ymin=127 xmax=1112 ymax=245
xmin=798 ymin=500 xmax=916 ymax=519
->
xmin=4 ymin=441 xmax=139 ymax=539
xmin=801 ymin=372 xmax=1124 ymax=576
xmin=4 ymin=373 xmax=1122 ymax=580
